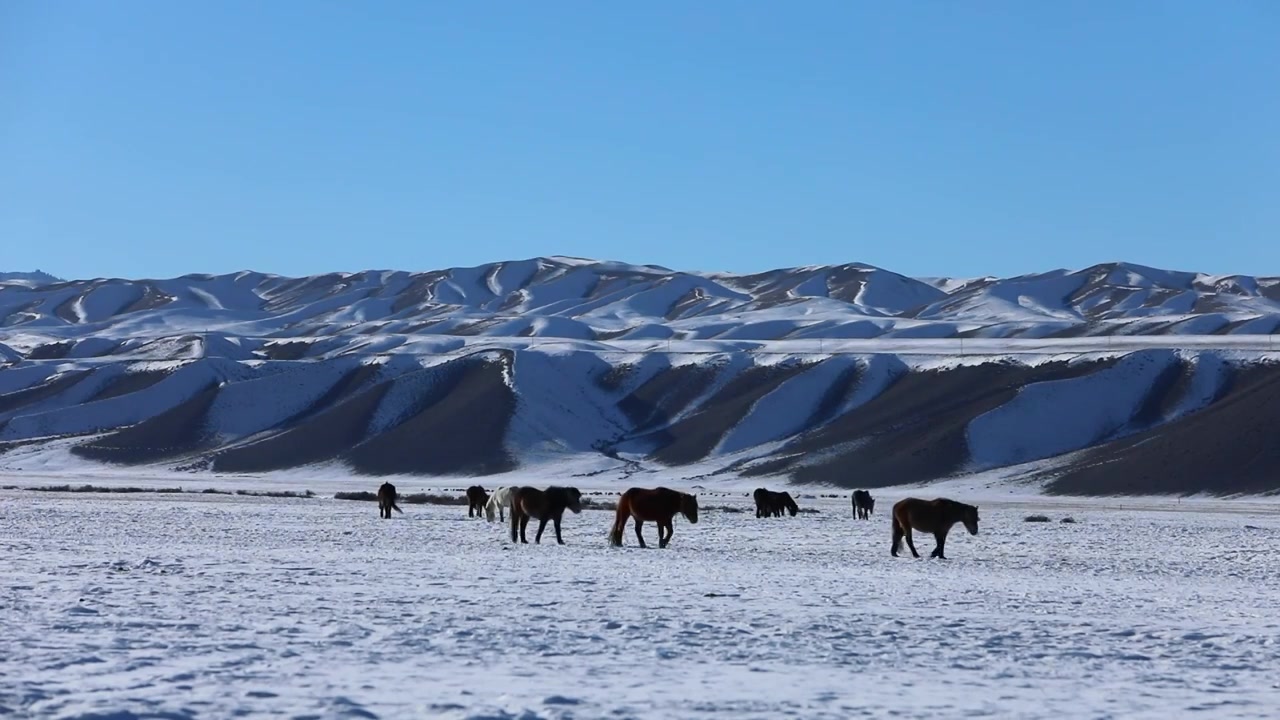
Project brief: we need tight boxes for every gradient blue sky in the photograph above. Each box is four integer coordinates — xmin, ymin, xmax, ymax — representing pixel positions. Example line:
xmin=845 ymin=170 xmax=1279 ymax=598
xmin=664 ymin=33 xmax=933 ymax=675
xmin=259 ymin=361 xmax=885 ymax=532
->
xmin=2 ymin=1 xmax=1277 ymax=281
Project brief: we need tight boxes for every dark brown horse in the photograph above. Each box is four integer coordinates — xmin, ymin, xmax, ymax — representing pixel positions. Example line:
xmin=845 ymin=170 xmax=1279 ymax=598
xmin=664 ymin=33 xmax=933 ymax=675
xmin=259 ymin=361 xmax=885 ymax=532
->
xmin=753 ymin=488 xmax=799 ymax=518
xmin=377 ymin=482 xmax=402 ymax=519
xmin=608 ymin=487 xmax=698 ymax=548
xmin=852 ymin=490 xmax=875 ymax=520
xmin=891 ymin=497 xmax=979 ymax=559
xmin=465 ymin=485 xmax=489 ymax=518
xmin=510 ymin=486 xmax=583 ymax=545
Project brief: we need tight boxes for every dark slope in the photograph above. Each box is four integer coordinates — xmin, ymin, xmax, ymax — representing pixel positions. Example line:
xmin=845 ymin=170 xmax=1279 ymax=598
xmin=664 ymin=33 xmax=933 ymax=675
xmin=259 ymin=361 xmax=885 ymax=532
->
xmin=211 ymin=381 xmax=394 ymax=473
xmin=1039 ymin=362 xmax=1280 ymax=496
xmin=72 ymin=383 xmax=221 ymax=463
xmin=650 ymin=361 xmax=815 ymax=465
xmin=346 ymin=356 xmax=516 ymax=476
xmin=746 ymin=359 xmax=1116 ymax=487
xmin=0 ymin=370 xmax=93 ymax=416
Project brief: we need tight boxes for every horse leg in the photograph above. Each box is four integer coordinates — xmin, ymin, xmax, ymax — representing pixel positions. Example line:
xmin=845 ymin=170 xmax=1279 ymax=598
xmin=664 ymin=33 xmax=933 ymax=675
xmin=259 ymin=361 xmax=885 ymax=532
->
xmin=553 ymin=514 xmax=565 ymax=545
xmin=634 ymin=519 xmax=646 ymax=548
xmin=659 ymin=521 xmax=672 ymax=548
xmin=510 ymin=512 xmax=519 ymax=543
xmin=519 ymin=515 xmax=530 ymax=544
xmin=931 ymin=530 xmax=947 ymax=559
xmin=903 ymin=527 xmax=920 ymax=558
xmin=535 ymin=517 xmax=549 ymax=544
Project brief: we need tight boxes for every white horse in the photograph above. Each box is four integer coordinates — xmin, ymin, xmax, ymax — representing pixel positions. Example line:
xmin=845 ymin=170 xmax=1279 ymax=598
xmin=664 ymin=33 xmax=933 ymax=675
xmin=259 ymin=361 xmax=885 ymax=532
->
xmin=485 ymin=486 xmax=516 ymax=522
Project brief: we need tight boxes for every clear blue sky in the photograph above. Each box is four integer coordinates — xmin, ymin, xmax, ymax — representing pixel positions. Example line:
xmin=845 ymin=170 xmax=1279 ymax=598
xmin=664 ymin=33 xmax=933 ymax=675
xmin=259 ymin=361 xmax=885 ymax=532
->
xmin=2 ymin=1 xmax=1277 ymax=281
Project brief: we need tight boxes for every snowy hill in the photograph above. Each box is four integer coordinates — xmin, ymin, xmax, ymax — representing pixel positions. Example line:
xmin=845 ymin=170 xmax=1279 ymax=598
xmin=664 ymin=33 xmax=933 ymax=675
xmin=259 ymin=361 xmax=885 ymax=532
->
xmin=0 ymin=270 xmax=63 ymax=288
xmin=1 ymin=257 xmax=1279 ymax=495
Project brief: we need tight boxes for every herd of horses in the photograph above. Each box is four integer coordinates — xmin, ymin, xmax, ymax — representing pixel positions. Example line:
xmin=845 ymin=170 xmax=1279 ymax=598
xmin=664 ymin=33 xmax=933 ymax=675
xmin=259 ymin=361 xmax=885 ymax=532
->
xmin=376 ymin=481 xmax=981 ymax=558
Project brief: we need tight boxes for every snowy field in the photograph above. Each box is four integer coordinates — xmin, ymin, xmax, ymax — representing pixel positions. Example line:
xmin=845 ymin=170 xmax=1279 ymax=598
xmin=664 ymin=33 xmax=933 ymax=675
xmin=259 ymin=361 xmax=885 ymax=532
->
xmin=4 ymin=487 xmax=1280 ymax=719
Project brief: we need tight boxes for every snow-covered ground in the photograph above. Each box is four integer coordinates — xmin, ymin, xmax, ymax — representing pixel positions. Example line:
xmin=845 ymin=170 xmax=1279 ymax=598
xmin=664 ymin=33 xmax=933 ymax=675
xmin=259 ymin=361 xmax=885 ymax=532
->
xmin=4 ymin=486 xmax=1279 ymax=719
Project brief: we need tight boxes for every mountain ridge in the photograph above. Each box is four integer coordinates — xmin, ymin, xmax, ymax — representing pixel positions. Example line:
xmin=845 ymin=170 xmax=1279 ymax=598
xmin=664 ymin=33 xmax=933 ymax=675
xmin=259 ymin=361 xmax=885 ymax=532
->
xmin=2 ymin=256 xmax=1278 ymax=495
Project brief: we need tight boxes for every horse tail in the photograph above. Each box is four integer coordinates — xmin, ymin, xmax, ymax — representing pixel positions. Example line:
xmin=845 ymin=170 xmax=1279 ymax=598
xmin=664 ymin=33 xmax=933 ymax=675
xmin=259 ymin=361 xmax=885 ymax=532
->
xmin=392 ymin=499 xmax=403 ymax=514
xmin=891 ymin=513 xmax=903 ymax=554
xmin=608 ymin=493 xmax=631 ymax=546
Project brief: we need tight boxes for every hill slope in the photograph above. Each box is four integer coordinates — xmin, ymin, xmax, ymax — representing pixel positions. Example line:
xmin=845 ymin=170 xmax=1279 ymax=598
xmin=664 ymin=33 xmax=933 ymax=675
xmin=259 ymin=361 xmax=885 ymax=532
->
xmin=2 ymin=257 xmax=1278 ymax=495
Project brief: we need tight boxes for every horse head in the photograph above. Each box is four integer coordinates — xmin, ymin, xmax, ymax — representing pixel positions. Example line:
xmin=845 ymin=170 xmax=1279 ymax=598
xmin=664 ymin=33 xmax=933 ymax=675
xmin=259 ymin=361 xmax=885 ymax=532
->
xmin=681 ymin=492 xmax=699 ymax=524
xmin=782 ymin=492 xmax=798 ymax=516
xmin=563 ymin=487 xmax=583 ymax=514
xmin=962 ymin=504 xmax=980 ymax=535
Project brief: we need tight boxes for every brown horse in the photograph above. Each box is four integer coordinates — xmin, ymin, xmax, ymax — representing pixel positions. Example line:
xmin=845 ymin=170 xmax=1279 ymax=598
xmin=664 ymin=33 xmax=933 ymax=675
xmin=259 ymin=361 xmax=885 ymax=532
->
xmin=753 ymin=488 xmax=799 ymax=518
xmin=608 ymin=487 xmax=698 ymax=548
xmin=465 ymin=485 xmax=489 ymax=518
xmin=891 ymin=497 xmax=979 ymax=559
xmin=852 ymin=490 xmax=875 ymax=520
xmin=510 ymin=486 xmax=583 ymax=545
xmin=377 ymin=482 xmax=402 ymax=519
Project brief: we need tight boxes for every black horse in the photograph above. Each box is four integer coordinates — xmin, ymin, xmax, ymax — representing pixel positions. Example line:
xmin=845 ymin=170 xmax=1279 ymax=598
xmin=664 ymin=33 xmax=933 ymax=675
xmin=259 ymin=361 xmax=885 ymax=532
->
xmin=852 ymin=490 xmax=875 ymax=520
xmin=753 ymin=488 xmax=799 ymax=518
xmin=465 ymin=485 xmax=489 ymax=518
xmin=377 ymin=482 xmax=402 ymax=519
xmin=510 ymin=486 xmax=584 ymax=544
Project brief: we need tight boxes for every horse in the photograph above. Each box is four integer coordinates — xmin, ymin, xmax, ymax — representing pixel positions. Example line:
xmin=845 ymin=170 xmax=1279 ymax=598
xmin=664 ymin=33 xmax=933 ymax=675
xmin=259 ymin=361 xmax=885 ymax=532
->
xmin=377 ymin=482 xmax=402 ymax=519
xmin=891 ymin=497 xmax=980 ymax=559
xmin=510 ymin=486 xmax=583 ymax=545
xmin=852 ymin=490 xmax=875 ymax=520
xmin=608 ymin=487 xmax=698 ymax=549
xmin=484 ymin=486 xmax=515 ymax=522
xmin=465 ymin=485 xmax=489 ymax=518
xmin=753 ymin=488 xmax=799 ymax=518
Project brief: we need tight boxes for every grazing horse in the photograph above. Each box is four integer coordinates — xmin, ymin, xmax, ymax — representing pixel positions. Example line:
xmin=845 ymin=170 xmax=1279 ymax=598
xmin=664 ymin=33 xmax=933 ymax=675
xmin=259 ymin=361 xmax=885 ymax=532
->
xmin=891 ymin=497 xmax=980 ymax=559
xmin=484 ymin=486 xmax=515 ymax=522
xmin=465 ymin=485 xmax=489 ymax=518
xmin=510 ymin=486 xmax=583 ymax=545
xmin=608 ymin=487 xmax=698 ymax=549
xmin=377 ymin=482 xmax=402 ymax=519
xmin=852 ymin=490 xmax=875 ymax=520
xmin=753 ymin=488 xmax=799 ymax=518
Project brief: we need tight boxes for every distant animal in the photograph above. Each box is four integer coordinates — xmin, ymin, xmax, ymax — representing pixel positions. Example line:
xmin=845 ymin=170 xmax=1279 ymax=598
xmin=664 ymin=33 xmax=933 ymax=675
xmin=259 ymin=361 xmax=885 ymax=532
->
xmin=608 ymin=486 xmax=699 ymax=549
xmin=891 ymin=497 xmax=980 ymax=559
xmin=465 ymin=485 xmax=489 ymax=518
xmin=485 ymin=486 xmax=515 ymax=522
xmin=377 ymin=482 xmax=402 ymax=519
xmin=753 ymin=488 xmax=799 ymax=518
xmin=852 ymin=490 xmax=875 ymax=520
xmin=510 ymin=486 xmax=583 ymax=545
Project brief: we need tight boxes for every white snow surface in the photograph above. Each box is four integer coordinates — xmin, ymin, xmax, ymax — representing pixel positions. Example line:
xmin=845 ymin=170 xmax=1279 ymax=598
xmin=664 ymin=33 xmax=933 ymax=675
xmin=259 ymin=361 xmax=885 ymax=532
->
xmin=3 ymin=485 xmax=1279 ymax=719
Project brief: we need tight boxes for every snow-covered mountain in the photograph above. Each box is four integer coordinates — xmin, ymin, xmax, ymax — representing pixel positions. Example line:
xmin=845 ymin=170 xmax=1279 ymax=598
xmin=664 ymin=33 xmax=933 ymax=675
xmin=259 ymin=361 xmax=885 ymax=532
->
xmin=2 ymin=256 xmax=1278 ymax=495
xmin=0 ymin=270 xmax=63 ymax=288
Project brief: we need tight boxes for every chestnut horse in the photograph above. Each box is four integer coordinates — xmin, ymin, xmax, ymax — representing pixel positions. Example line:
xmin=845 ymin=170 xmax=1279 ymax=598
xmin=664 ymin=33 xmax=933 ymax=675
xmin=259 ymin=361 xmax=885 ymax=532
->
xmin=465 ymin=485 xmax=489 ymax=518
xmin=377 ymin=482 xmax=402 ymax=519
xmin=753 ymin=488 xmax=799 ymax=518
xmin=852 ymin=490 xmax=875 ymax=520
xmin=608 ymin=487 xmax=698 ymax=548
xmin=510 ymin=486 xmax=583 ymax=545
xmin=891 ymin=497 xmax=980 ymax=559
